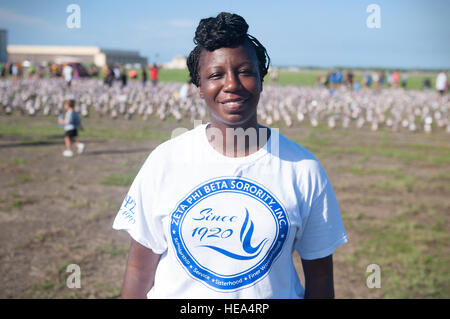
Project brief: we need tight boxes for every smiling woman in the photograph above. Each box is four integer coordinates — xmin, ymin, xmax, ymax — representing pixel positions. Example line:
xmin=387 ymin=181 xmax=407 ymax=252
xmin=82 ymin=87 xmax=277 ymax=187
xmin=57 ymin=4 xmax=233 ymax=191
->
xmin=113 ymin=12 xmax=348 ymax=299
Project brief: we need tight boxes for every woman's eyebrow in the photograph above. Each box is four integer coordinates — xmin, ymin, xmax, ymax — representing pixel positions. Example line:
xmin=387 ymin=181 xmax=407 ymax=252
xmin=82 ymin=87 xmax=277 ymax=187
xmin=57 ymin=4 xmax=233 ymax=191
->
xmin=237 ymin=61 xmax=255 ymax=68
xmin=205 ymin=60 xmax=255 ymax=70
xmin=203 ymin=66 xmax=223 ymax=74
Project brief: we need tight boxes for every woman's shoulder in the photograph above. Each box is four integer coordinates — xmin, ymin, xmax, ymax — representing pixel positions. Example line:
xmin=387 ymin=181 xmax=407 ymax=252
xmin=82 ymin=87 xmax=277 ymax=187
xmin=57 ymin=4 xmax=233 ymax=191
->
xmin=270 ymin=128 xmax=319 ymax=164
xmin=271 ymin=130 xmax=332 ymax=197
xmin=270 ymin=128 xmax=329 ymax=180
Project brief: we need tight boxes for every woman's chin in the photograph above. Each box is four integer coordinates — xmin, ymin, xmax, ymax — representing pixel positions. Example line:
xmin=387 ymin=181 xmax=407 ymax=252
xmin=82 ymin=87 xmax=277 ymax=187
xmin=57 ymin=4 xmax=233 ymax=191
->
xmin=211 ymin=112 xmax=256 ymax=128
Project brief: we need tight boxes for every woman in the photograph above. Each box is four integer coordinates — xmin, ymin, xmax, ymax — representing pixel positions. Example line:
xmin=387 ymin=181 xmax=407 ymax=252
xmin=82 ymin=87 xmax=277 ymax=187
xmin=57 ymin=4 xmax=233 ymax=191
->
xmin=113 ymin=12 xmax=348 ymax=299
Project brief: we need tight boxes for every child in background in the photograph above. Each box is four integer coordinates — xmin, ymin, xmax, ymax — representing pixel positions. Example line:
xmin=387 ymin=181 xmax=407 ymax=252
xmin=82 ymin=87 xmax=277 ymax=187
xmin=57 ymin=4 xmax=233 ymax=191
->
xmin=58 ymin=99 xmax=85 ymax=157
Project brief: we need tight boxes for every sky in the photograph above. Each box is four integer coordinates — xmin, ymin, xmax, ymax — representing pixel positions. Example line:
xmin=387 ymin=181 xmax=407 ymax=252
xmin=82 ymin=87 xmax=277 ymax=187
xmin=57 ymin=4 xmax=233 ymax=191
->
xmin=0 ymin=0 xmax=449 ymax=69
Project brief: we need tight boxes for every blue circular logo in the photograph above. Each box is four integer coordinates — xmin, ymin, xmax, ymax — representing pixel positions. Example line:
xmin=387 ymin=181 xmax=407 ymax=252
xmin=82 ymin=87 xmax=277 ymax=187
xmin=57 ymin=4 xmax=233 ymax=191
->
xmin=170 ymin=177 xmax=289 ymax=291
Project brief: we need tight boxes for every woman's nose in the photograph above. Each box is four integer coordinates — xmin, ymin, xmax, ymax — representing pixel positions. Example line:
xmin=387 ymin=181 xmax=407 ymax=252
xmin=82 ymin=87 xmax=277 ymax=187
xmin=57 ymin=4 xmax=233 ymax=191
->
xmin=223 ymin=71 xmax=241 ymax=92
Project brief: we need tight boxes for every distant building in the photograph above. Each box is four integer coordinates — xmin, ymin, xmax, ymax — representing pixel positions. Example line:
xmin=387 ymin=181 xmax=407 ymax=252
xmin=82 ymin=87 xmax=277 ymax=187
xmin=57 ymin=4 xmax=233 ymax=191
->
xmin=6 ymin=45 xmax=147 ymax=67
xmin=161 ymin=55 xmax=187 ymax=69
xmin=0 ymin=29 xmax=7 ymax=63
xmin=100 ymin=49 xmax=147 ymax=67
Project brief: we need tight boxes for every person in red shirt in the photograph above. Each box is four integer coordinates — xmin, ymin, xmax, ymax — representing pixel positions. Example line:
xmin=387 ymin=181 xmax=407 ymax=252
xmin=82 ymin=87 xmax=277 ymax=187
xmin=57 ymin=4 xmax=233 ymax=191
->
xmin=392 ymin=70 xmax=399 ymax=88
xmin=150 ymin=64 xmax=159 ymax=86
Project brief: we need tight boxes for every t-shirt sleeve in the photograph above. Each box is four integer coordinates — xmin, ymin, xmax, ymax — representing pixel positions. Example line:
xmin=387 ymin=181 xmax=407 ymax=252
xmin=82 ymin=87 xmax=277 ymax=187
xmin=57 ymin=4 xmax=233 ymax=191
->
xmin=112 ymin=156 xmax=167 ymax=254
xmin=65 ymin=111 xmax=72 ymax=124
xmin=294 ymin=177 xmax=348 ymax=261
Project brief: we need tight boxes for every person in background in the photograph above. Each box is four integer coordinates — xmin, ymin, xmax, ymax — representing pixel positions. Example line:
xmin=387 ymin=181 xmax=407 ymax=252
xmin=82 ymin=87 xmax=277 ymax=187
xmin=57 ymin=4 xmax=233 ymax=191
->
xmin=324 ymin=72 xmax=331 ymax=88
xmin=114 ymin=64 xmax=121 ymax=80
xmin=58 ymin=99 xmax=85 ymax=157
xmin=63 ymin=64 xmax=73 ymax=88
xmin=104 ymin=65 xmax=114 ymax=87
xmin=29 ymin=65 xmax=35 ymax=77
xmin=121 ymin=67 xmax=128 ymax=88
xmin=73 ymin=64 xmax=79 ymax=80
xmin=372 ymin=71 xmax=380 ymax=90
xmin=387 ymin=71 xmax=393 ymax=87
xmin=11 ymin=63 xmax=19 ymax=81
xmin=401 ymin=73 xmax=408 ymax=89
xmin=379 ymin=70 xmax=386 ymax=88
xmin=392 ymin=70 xmax=400 ymax=88
xmin=50 ymin=63 xmax=58 ymax=77
xmin=363 ymin=71 xmax=372 ymax=89
xmin=150 ymin=64 xmax=159 ymax=86
xmin=345 ymin=71 xmax=354 ymax=90
xmin=141 ymin=65 xmax=148 ymax=88
xmin=436 ymin=70 xmax=447 ymax=96
xmin=423 ymin=78 xmax=431 ymax=90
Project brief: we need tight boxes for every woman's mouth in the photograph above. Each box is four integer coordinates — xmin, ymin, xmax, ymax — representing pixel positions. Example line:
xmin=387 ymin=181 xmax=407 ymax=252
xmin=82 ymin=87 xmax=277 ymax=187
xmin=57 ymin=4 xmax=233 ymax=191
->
xmin=220 ymin=99 xmax=248 ymax=112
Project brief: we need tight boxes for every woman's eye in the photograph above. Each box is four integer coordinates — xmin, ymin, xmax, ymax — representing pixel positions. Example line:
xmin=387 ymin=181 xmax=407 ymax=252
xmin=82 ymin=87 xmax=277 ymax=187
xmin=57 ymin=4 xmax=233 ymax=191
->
xmin=239 ymin=70 xmax=254 ymax=75
xmin=209 ymin=73 xmax=222 ymax=79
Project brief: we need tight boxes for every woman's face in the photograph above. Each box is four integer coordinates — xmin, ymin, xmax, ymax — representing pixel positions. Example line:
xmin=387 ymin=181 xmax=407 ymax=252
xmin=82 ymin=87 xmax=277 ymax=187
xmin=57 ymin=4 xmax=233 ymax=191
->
xmin=197 ymin=41 xmax=262 ymax=128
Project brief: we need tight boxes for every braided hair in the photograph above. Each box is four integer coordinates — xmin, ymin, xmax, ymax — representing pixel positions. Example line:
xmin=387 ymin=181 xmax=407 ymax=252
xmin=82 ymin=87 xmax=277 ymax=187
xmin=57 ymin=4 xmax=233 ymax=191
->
xmin=187 ymin=12 xmax=270 ymax=87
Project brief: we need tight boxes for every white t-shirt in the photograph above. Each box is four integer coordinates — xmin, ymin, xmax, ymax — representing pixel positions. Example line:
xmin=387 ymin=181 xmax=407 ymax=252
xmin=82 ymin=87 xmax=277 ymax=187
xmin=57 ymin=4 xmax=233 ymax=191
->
xmin=63 ymin=65 xmax=73 ymax=82
xmin=112 ymin=124 xmax=348 ymax=299
xmin=436 ymin=72 xmax=447 ymax=91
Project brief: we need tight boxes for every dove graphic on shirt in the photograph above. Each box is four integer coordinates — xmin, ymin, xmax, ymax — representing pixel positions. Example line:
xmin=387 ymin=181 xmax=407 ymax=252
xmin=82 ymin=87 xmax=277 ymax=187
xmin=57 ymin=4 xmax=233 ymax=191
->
xmin=199 ymin=208 xmax=268 ymax=260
